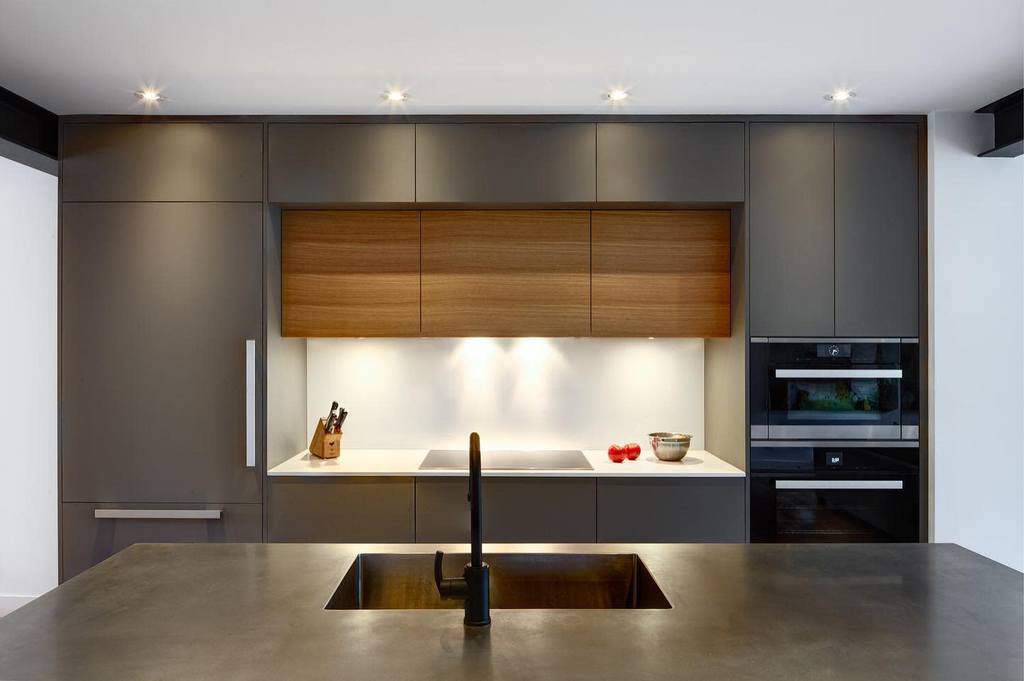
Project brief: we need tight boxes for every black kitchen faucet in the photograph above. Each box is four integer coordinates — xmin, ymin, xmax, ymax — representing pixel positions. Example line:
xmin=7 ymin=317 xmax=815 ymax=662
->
xmin=433 ymin=432 xmax=491 ymax=627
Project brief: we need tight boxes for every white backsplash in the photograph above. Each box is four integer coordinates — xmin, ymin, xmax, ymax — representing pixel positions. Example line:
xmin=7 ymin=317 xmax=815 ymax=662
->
xmin=306 ymin=337 xmax=704 ymax=451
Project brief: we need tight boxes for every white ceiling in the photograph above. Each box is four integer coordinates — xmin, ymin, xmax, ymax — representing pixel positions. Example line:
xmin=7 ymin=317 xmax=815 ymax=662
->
xmin=0 ymin=0 xmax=1020 ymax=115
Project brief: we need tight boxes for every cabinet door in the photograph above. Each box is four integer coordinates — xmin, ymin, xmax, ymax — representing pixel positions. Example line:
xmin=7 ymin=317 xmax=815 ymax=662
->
xmin=415 ymin=124 xmax=596 ymax=203
xmin=268 ymin=124 xmax=415 ymax=203
xmin=592 ymin=210 xmax=731 ymax=337
xmin=61 ymin=502 xmax=262 ymax=582
xmin=597 ymin=123 xmax=745 ymax=202
xmin=62 ymin=123 xmax=263 ymax=202
xmin=421 ymin=211 xmax=591 ymax=336
xmin=61 ymin=203 xmax=262 ymax=503
xmin=835 ymin=123 xmax=919 ymax=336
xmin=749 ymin=123 xmax=835 ymax=337
xmin=597 ymin=478 xmax=744 ymax=542
xmin=282 ymin=210 xmax=420 ymax=336
xmin=268 ymin=477 xmax=415 ymax=542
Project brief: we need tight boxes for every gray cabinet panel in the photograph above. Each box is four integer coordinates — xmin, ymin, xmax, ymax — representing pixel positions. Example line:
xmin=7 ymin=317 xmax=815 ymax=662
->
xmin=62 ymin=123 xmax=262 ymax=201
xmin=749 ymin=123 xmax=835 ymax=337
xmin=268 ymin=124 xmax=415 ymax=203
xmin=835 ymin=123 xmax=919 ymax=336
xmin=597 ymin=123 xmax=745 ymax=202
xmin=61 ymin=502 xmax=262 ymax=582
xmin=268 ymin=477 xmax=415 ymax=542
xmin=416 ymin=478 xmax=596 ymax=543
xmin=415 ymin=123 xmax=596 ymax=203
xmin=61 ymin=203 xmax=262 ymax=503
xmin=597 ymin=478 xmax=744 ymax=542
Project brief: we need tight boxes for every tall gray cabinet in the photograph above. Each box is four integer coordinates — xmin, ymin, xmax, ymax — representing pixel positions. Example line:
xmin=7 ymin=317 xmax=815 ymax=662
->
xmin=59 ymin=123 xmax=265 ymax=581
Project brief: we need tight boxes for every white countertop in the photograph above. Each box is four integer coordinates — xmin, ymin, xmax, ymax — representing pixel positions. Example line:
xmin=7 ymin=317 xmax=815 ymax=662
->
xmin=268 ymin=448 xmax=744 ymax=477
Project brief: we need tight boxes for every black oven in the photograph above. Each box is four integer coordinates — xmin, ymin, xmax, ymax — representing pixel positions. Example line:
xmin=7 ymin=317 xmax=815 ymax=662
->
xmin=750 ymin=338 xmax=919 ymax=441
xmin=750 ymin=444 xmax=920 ymax=543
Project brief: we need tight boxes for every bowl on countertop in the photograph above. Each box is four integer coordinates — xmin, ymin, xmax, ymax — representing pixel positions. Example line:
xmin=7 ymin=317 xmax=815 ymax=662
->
xmin=648 ymin=432 xmax=692 ymax=462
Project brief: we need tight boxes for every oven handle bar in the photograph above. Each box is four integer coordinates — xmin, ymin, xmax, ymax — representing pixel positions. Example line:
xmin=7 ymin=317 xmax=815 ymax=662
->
xmin=774 ymin=369 xmax=903 ymax=379
xmin=775 ymin=480 xmax=904 ymax=490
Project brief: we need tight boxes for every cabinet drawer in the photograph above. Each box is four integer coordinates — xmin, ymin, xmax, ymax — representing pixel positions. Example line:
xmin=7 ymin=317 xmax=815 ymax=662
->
xmin=416 ymin=478 xmax=596 ymax=543
xmin=62 ymin=123 xmax=263 ymax=201
xmin=268 ymin=477 xmax=415 ymax=542
xmin=597 ymin=478 xmax=744 ymax=542
xmin=61 ymin=502 xmax=262 ymax=582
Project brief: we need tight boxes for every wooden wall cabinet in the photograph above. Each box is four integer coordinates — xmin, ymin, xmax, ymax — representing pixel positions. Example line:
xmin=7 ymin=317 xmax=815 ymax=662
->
xmin=281 ymin=210 xmax=421 ymax=337
xmin=421 ymin=211 xmax=591 ymax=336
xmin=592 ymin=210 xmax=731 ymax=337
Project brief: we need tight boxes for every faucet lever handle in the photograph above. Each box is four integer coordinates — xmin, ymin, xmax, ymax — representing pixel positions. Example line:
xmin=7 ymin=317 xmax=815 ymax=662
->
xmin=433 ymin=550 xmax=445 ymax=591
xmin=433 ymin=550 xmax=468 ymax=600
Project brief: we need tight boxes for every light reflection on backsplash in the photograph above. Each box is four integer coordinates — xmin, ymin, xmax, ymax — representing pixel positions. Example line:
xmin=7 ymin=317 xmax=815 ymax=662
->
xmin=306 ymin=337 xmax=705 ymax=450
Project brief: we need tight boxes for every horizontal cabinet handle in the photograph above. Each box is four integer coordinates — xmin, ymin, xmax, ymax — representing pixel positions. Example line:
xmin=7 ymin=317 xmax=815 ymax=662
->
xmin=94 ymin=509 xmax=222 ymax=520
xmin=774 ymin=369 xmax=903 ymax=379
xmin=775 ymin=480 xmax=903 ymax=490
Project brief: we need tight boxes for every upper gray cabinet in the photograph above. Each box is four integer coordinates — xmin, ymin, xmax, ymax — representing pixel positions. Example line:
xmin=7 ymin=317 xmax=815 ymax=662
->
xmin=749 ymin=122 xmax=836 ymax=337
xmin=62 ymin=123 xmax=263 ymax=202
xmin=415 ymin=123 xmax=596 ymax=202
xmin=596 ymin=123 xmax=744 ymax=202
xmin=835 ymin=123 xmax=919 ymax=337
xmin=268 ymin=124 xmax=415 ymax=203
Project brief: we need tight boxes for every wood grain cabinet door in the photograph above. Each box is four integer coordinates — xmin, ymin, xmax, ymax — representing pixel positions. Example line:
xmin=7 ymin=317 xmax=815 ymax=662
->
xmin=282 ymin=210 xmax=421 ymax=336
xmin=61 ymin=203 xmax=262 ymax=503
xmin=592 ymin=210 xmax=731 ymax=337
xmin=421 ymin=211 xmax=591 ymax=336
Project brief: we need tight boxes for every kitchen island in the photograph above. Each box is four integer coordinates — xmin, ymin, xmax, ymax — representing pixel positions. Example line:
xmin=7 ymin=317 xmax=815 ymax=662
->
xmin=0 ymin=543 xmax=1020 ymax=681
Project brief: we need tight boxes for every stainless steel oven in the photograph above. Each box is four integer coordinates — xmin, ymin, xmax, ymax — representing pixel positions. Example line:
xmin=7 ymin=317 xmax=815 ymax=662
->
xmin=750 ymin=443 xmax=920 ymax=542
xmin=750 ymin=338 xmax=919 ymax=441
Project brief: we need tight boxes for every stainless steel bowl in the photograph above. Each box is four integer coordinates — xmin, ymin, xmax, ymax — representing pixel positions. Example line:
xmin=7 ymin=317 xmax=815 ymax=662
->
xmin=648 ymin=432 xmax=692 ymax=462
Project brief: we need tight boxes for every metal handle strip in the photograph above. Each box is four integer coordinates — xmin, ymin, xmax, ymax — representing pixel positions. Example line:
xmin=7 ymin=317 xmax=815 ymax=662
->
xmin=775 ymin=480 xmax=904 ymax=490
xmin=775 ymin=369 xmax=903 ymax=379
xmin=246 ymin=339 xmax=256 ymax=468
xmin=94 ymin=509 xmax=222 ymax=520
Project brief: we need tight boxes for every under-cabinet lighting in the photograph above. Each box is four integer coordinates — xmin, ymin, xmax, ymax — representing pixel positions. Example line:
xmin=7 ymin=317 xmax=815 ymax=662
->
xmin=135 ymin=88 xmax=164 ymax=104
xmin=383 ymin=89 xmax=408 ymax=103
xmin=605 ymin=88 xmax=630 ymax=102
xmin=824 ymin=88 xmax=855 ymax=103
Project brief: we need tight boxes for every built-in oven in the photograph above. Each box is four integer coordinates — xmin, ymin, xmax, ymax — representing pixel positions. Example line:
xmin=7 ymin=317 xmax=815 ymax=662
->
xmin=750 ymin=338 xmax=919 ymax=441
xmin=750 ymin=443 xmax=920 ymax=543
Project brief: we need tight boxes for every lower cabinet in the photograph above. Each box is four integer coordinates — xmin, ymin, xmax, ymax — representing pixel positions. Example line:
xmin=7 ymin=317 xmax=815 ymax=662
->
xmin=597 ymin=478 xmax=745 ymax=542
xmin=61 ymin=503 xmax=263 ymax=581
xmin=268 ymin=477 xmax=415 ymax=542
xmin=415 ymin=478 xmax=597 ymax=543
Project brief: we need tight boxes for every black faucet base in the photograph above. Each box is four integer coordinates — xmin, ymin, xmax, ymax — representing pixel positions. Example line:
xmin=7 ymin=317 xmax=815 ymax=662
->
xmin=462 ymin=563 xmax=491 ymax=627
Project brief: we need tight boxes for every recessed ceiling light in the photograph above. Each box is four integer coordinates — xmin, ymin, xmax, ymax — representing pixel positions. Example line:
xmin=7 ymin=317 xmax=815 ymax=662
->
xmin=135 ymin=88 xmax=164 ymax=104
xmin=383 ymin=89 xmax=408 ymax=103
xmin=605 ymin=88 xmax=630 ymax=102
xmin=824 ymin=89 xmax=855 ymax=103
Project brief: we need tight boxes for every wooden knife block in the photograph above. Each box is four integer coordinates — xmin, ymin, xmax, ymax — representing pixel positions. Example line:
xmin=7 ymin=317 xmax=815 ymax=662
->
xmin=309 ymin=418 xmax=342 ymax=459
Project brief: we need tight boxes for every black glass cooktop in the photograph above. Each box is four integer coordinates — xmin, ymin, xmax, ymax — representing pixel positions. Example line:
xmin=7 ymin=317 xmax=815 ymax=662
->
xmin=420 ymin=449 xmax=592 ymax=471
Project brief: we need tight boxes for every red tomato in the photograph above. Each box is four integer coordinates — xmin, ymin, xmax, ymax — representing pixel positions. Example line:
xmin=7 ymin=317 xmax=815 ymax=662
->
xmin=624 ymin=443 xmax=641 ymax=460
xmin=607 ymin=445 xmax=626 ymax=463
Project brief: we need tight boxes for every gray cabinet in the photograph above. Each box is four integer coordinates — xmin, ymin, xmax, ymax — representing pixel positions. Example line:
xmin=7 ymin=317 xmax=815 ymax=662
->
xmin=597 ymin=478 xmax=745 ymax=542
xmin=61 ymin=202 xmax=262 ymax=503
xmin=415 ymin=123 xmax=596 ymax=203
xmin=415 ymin=478 xmax=597 ymax=542
xmin=61 ymin=502 xmax=262 ymax=581
xmin=597 ymin=123 xmax=745 ymax=202
xmin=61 ymin=123 xmax=263 ymax=202
xmin=749 ymin=123 xmax=835 ymax=337
xmin=835 ymin=123 xmax=919 ymax=336
xmin=268 ymin=477 xmax=415 ymax=542
xmin=268 ymin=124 xmax=415 ymax=203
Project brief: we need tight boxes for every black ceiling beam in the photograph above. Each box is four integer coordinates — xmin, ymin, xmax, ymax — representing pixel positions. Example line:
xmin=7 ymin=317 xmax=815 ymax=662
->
xmin=975 ymin=88 xmax=1023 ymax=158
xmin=0 ymin=85 xmax=58 ymax=159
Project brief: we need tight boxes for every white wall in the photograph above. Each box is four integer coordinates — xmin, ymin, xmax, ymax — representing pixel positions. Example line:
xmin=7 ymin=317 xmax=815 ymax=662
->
xmin=929 ymin=111 xmax=1024 ymax=571
xmin=0 ymin=155 xmax=58 ymax=611
xmin=307 ymin=338 xmax=705 ymax=451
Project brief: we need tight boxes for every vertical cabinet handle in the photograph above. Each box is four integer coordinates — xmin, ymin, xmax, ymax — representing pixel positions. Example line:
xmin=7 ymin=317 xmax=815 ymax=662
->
xmin=246 ymin=339 xmax=256 ymax=468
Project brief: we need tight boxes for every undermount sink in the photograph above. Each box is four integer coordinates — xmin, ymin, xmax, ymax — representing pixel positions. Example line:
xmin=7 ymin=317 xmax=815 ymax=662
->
xmin=326 ymin=553 xmax=671 ymax=610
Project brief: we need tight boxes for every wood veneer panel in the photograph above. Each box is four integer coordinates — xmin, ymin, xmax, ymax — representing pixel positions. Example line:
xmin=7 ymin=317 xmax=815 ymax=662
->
xmin=592 ymin=210 xmax=731 ymax=337
xmin=422 ymin=211 xmax=591 ymax=336
xmin=282 ymin=210 xmax=421 ymax=337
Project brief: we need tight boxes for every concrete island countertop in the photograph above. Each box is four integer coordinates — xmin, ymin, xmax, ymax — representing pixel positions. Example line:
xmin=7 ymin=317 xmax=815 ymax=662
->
xmin=268 ymin=448 xmax=745 ymax=477
xmin=0 ymin=543 xmax=1020 ymax=681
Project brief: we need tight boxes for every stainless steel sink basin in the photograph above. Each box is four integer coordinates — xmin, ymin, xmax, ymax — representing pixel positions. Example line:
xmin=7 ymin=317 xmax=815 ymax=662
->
xmin=326 ymin=553 xmax=671 ymax=610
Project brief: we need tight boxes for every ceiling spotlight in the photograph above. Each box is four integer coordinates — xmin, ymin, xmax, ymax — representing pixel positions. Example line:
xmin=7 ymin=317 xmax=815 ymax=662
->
xmin=605 ymin=88 xmax=630 ymax=102
xmin=824 ymin=89 xmax=855 ymax=103
xmin=135 ymin=88 xmax=164 ymax=104
xmin=383 ymin=89 xmax=408 ymax=103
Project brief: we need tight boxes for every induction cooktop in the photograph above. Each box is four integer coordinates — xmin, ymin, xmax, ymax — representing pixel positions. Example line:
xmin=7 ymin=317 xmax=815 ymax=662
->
xmin=420 ymin=449 xmax=592 ymax=471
